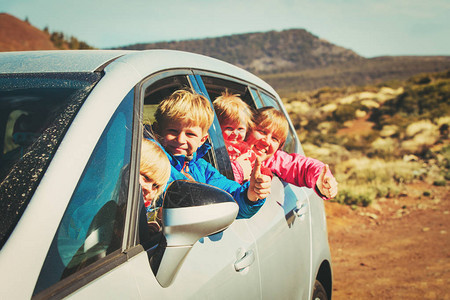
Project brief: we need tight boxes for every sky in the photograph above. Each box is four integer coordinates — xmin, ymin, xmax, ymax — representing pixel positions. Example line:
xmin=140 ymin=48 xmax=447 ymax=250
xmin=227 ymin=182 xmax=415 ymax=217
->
xmin=2 ymin=0 xmax=450 ymax=58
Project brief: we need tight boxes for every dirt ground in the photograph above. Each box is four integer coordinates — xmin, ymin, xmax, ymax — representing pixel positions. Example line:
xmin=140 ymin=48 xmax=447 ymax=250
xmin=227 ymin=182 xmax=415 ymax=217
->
xmin=325 ymin=181 xmax=450 ymax=299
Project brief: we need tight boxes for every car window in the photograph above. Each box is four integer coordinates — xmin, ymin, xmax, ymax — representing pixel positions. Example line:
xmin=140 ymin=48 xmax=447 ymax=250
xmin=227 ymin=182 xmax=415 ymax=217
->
xmin=201 ymin=76 xmax=256 ymax=108
xmin=33 ymin=90 xmax=134 ymax=296
xmin=259 ymin=91 xmax=281 ymax=109
xmin=141 ymin=73 xmax=221 ymax=169
xmin=0 ymin=73 xmax=102 ymax=250
xmin=142 ymin=75 xmax=191 ymax=126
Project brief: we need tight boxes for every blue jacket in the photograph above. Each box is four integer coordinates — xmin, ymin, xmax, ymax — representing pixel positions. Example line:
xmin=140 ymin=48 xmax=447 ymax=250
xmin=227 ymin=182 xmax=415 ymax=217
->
xmin=159 ymin=141 xmax=265 ymax=219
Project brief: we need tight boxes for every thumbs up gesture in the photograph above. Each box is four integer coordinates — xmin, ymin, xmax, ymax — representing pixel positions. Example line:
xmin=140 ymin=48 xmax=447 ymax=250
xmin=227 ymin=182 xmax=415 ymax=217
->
xmin=247 ymin=158 xmax=272 ymax=202
xmin=316 ymin=164 xmax=338 ymax=199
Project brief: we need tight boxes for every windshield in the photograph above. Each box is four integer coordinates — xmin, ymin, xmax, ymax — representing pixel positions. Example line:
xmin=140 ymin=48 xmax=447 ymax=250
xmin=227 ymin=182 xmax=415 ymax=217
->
xmin=0 ymin=72 xmax=102 ymax=249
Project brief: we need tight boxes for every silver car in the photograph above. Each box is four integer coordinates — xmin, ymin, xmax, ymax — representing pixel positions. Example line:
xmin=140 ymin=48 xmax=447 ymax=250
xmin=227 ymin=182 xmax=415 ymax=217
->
xmin=0 ymin=50 xmax=332 ymax=299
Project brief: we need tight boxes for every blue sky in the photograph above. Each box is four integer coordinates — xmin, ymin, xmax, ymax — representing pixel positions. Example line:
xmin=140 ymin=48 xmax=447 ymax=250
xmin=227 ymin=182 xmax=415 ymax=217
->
xmin=2 ymin=0 xmax=449 ymax=57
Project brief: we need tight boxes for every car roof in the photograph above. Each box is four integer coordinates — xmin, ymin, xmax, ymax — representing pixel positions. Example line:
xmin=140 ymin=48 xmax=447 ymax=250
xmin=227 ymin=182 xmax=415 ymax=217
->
xmin=0 ymin=50 xmax=131 ymax=73
xmin=0 ymin=50 xmax=276 ymax=95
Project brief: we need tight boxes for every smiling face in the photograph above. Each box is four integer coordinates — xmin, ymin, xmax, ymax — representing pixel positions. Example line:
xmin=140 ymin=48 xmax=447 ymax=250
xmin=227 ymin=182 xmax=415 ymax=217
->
xmin=246 ymin=126 xmax=282 ymax=162
xmin=139 ymin=138 xmax=171 ymax=206
xmin=221 ymin=119 xmax=247 ymax=146
xmin=159 ymin=121 xmax=208 ymax=157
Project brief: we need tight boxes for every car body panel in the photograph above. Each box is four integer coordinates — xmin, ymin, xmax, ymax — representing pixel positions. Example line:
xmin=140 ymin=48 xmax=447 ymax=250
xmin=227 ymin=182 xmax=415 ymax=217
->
xmin=132 ymin=220 xmax=261 ymax=299
xmin=246 ymin=178 xmax=313 ymax=299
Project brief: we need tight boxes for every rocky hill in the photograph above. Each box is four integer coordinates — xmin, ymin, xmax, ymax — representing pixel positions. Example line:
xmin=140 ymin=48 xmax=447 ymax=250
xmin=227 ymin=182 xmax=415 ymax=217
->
xmin=116 ymin=29 xmax=365 ymax=74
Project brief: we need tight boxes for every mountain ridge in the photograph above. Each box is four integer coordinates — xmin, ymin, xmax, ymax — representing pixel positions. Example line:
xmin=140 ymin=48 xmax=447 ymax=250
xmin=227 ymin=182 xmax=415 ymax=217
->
xmin=115 ymin=28 xmax=365 ymax=74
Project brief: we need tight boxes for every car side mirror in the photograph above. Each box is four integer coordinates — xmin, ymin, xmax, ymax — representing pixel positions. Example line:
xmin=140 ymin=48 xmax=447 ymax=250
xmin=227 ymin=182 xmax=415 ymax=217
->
xmin=153 ymin=180 xmax=238 ymax=287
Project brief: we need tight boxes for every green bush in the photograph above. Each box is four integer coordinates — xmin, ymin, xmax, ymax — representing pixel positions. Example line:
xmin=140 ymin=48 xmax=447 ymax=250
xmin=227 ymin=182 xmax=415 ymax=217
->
xmin=433 ymin=180 xmax=446 ymax=186
xmin=333 ymin=189 xmax=374 ymax=207
xmin=332 ymin=104 xmax=357 ymax=123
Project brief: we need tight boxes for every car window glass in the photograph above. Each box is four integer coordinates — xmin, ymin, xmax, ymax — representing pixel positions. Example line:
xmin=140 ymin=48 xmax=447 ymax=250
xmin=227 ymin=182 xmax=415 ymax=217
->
xmin=0 ymin=73 xmax=102 ymax=250
xmin=259 ymin=91 xmax=281 ymax=109
xmin=250 ymin=88 xmax=263 ymax=107
xmin=33 ymin=89 xmax=134 ymax=296
xmin=259 ymin=92 xmax=296 ymax=153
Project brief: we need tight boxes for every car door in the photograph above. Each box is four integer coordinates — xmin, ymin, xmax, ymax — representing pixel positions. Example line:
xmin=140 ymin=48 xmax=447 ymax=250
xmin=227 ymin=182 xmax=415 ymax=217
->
xmin=132 ymin=71 xmax=262 ymax=299
xmin=195 ymin=74 xmax=313 ymax=299
xmin=32 ymin=88 xmax=143 ymax=299
xmin=247 ymin=89 xmax=313 ymax=299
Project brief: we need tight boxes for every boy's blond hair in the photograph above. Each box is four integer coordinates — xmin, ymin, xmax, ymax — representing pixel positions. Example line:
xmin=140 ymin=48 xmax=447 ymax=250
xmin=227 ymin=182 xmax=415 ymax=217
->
xmin=154 ymin=89 xmax=214 ymax=134
xmin=140 ymin=138 xmax=171 ymax=199
xmin=252 ymin=107 xmax=289 ymax=148
xmin=213 ymin=91 xmax=254 ymax=129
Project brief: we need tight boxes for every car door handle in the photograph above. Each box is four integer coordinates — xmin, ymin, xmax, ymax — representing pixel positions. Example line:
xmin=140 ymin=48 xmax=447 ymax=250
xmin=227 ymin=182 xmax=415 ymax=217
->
xmin=234 ymin=250 xmax=255 ymax=272
xmin=294 ymin=202 xmax=308 ymax=218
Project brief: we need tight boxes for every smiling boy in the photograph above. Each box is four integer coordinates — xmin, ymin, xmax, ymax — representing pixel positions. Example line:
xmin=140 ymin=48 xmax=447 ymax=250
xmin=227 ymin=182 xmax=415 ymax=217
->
xmin=152 ymin=89 xmax=272 ymax=219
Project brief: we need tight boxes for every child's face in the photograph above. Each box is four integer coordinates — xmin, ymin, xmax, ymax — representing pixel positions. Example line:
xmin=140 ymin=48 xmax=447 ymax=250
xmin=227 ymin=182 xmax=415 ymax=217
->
xmin=159 ymin=121 xmax=208 ymax=156
xmin=246 ymin=126 xmax=282 ymax=162
xmin=221 ymin=120 xmax=247 ymax=145
xmin=139 ymin=172 xmax=161 ymax=204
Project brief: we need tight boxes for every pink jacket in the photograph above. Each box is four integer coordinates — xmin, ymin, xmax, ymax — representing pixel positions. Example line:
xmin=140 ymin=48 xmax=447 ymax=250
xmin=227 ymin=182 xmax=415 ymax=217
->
xmin=232 ymin=149 xmax=334 ymax=200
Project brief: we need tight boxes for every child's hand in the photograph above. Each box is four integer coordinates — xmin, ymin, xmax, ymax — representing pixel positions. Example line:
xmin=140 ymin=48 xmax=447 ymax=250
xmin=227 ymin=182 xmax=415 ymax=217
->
xmin=248 ymin=158 xmax=272 ymax=201
xmin=316 ymin=164 xmax=338 ymax=199
xmin=235 ymin=153 xmax=252 ymax=181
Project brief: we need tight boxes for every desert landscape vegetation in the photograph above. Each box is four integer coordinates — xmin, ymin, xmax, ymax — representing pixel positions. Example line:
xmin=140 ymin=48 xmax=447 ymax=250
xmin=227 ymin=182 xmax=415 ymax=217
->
xmin=1 ymin=12 xmax=449 ymax=299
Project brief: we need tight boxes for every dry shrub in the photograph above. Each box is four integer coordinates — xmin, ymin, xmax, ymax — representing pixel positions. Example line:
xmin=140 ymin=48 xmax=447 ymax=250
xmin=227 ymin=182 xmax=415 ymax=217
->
xmin=405 ymin=120 xmax=438 ymax=137
xmin=302 ymin=143 xmax=350 ymax=167
xmin=370 ymin=137 xmax=399 ymax=158
xmin=332 ymin=157 xmax=422 ymax=206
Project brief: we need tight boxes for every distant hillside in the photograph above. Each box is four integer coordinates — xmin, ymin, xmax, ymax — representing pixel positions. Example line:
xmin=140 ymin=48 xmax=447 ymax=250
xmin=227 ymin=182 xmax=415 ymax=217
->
xmin=0 ymin=13 xmax=94 ymax=52
xmin=117 ymin=29 xmax=365 ymax=74
xmin=286 ymin=70 xmax=450 ymax=207
xmin=262 ymin=55 xmax=450 ymax=95
xmin=0 ymin=13 xmax=57 ymax=51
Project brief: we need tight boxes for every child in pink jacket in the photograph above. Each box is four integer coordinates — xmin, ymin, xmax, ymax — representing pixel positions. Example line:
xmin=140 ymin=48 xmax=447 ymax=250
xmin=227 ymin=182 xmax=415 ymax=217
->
xmin=213 ymin=92 xmax=337 ymax=200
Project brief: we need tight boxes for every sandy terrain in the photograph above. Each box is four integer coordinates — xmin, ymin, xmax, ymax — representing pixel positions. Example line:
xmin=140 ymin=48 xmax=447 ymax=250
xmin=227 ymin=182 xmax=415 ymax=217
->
xmin=326 ymin=181 xmax=450 ymax=299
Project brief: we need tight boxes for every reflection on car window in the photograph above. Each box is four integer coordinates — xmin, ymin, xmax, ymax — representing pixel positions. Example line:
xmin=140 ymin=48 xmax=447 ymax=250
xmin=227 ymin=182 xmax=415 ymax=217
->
xmin=0 ymin=73 xmax=102 ymax=249
xmin=33 ymin=90 xmax=134 ymax=296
